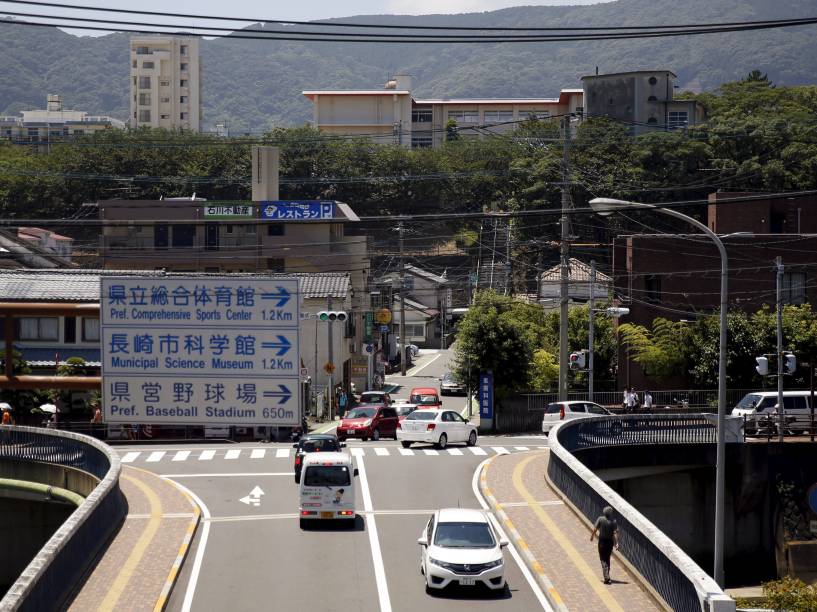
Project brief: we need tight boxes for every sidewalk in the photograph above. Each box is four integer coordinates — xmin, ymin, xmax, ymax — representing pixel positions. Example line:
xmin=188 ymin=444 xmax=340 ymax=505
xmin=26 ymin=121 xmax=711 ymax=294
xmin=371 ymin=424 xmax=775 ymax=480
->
xmin=67 ymin=466 xmax=200 ymax=611
xmin=479 ymin=450 xmax=664 ymax=612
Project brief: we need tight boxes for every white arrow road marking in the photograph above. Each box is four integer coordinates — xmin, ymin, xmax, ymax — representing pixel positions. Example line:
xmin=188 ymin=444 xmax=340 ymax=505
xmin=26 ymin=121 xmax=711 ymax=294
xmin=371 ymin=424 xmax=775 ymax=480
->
xmin=250 ymin=485 xmax=265 ymax=497
xmin=238 ymin=485 xmax=265 ymax=507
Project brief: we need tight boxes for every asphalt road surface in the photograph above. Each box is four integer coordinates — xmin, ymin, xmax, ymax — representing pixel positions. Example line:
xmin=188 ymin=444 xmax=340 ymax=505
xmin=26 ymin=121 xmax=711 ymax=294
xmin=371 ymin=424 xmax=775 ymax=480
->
xmin=118 ymin=350 xmax=553 ymax=612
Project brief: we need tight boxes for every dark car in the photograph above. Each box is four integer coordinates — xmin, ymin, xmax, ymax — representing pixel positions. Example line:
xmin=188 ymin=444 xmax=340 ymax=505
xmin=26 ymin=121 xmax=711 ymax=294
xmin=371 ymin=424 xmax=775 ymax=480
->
xmin=336 ymin=406 xmax=399 ymax=442
xmin=293 ymin=434 xmax=345 ymax=483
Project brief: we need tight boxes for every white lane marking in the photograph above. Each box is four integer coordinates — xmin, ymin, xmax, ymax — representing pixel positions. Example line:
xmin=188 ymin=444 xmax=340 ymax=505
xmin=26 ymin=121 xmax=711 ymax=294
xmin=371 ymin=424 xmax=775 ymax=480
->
xmin=471 ymin=459 xmax=553 ymax=612
xmin=501 ymin=500 xmax=565 ymax=508
xmin=275 ymin=448 xmax=289 ymax=459
xmin=121 ymin=452 xmax=141 ymax=463
xmin=251 ymin=449 xmax=266 ymax=459
xmin=515 ymin=446 xmax=530 ymax=451
xmin=492 ymin=447 xmax=509 ymax=455
xmin=170 ymin=480 xmax=212 ymax=612
xmin=407 ymin=352 xmax=442 ymax=376
xmin=398 ymin=448 xmax=414 ymax=456
xmin=447 ymin=448 xmax=463 ymax=456
xmin=356 ymin=455 xmax=392 ymax=612
xmin=161 ymin=472 xmax=294 ymax=478
xmin=225 ymin=449 xmax=241 ymax=460
xmin=172 ymin=450 xmax=191 ymax=462
xmin=374 ymin=447 xmax=389 ymax=456
xmin=350 ymin=447 xmax=365 ymax=457
xmin=423 ymin=449 xmax=439 ymax=456
xmin=537 ymin=446 xmax=548 ymax=449
xmin=146 ymin=451 xmax=166 ymax=463
xmin=468 ymin=447 xmax=487 ymax=456
xmin=199 ymin=450 xmax=215 ymax=461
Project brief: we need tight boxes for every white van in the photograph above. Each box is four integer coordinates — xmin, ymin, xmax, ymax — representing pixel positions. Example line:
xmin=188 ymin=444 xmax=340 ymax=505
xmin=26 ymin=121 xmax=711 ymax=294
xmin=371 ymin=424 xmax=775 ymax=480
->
xmin=298 ymin=452 xmax=358 ymax=528
xmin=732 ymin=391 xmax=814 ymax=433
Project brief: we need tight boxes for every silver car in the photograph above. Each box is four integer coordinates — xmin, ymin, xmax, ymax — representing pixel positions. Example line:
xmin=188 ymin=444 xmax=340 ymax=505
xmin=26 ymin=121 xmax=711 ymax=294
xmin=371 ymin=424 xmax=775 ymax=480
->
xmin=439 ymin=372 xmax=465 ymax=396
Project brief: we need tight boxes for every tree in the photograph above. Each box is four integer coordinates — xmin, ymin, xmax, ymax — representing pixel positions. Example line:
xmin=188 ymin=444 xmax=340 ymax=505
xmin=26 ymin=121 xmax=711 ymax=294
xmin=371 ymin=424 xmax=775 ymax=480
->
xmin=618 ymin=319 xmax=691 ymax=382
xmin=529 ymin=349 xmax=559 ymax=391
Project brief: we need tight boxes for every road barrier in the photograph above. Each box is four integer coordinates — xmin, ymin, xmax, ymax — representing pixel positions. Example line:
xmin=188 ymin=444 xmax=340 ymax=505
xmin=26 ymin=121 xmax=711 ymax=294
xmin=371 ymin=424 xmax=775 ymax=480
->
xmin=0 ymin=425 xmax=125 ymax=611
xmin=547 ymin=415 xmax=735 ymax=612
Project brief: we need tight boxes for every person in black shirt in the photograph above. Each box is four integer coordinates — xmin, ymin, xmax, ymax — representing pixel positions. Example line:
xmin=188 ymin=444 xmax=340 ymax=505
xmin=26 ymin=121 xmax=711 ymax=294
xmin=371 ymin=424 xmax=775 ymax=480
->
xmin=590 ymin=506 xmax=619 ymax=584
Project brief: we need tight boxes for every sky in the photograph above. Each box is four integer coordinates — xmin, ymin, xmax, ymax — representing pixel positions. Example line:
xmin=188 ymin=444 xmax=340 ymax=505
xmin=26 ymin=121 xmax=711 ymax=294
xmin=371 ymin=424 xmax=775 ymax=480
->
xmin=0 ymin=0 xmax=606 ymax=36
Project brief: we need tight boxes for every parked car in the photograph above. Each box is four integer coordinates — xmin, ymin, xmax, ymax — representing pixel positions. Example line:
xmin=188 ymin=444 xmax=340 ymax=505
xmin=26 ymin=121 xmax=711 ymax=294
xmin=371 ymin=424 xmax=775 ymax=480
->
xmin=418 ymin=508 xmax=508 ymax=592
xmin=293 ymin=434 xmax=345 ymax=484
xmin=397 ymin=409 xmax=477 ymax=449
xmin=408 ymin=387 xmax=442 ymax=410
xmin=439 ymin=372 xmax=465 ymax=396
xmin=358 ymin=391 xmax=392 ymax=406
xmin=336 ymin=405 xmax=399 ymax=441
xmin=732 ymin=391 xmax=814 ymax=434
xmin=541 ymin=401 xmax=614 ymax=434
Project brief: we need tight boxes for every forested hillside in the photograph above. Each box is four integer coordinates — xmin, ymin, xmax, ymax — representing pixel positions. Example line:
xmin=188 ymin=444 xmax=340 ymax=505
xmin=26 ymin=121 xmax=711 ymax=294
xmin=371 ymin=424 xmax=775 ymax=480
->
xmin=1 ymin=0 xmax=816 ymax=131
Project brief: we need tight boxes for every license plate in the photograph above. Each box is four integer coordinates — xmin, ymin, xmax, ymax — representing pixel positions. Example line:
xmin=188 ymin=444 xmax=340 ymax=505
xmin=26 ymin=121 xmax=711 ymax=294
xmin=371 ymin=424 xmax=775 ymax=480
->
xmin=320 ymin=512 xmax=333 ymax=519
xmin=459 ymin=578 xmax=476 ymax=586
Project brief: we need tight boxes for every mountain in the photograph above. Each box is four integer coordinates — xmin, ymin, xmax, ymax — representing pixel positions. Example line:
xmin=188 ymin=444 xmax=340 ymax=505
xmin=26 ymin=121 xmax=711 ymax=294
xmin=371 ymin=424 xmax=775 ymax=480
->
xmin=1 ymin=0 xmax=816 ymax=132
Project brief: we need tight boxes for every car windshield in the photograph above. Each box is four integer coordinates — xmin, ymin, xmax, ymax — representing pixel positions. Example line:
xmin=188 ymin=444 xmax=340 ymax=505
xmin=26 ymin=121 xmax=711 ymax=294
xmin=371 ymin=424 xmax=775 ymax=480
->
xmin=395 ymin=406 xmax=416 ymax=416
xmin=360 ymin=394 xmax=384 ymax=404
xmin=434 ymin=522 xmax=495 ymax=548
xmin=411 ymin=395 xmax=439 ymax=405
xmin=301 ymin=439 xmax=339 ymax=452
xmin=405 ymin=411 xmax=437 ymax=421
xmin=304 ymin=465 xmax=351 ymax=487
xmin=442 ymin=373 xmax=457 ymax=383
xmin=736 ymin=394 xmax=762 ymax=410
xmin=346 ymin=408 xmax=377 ymax=419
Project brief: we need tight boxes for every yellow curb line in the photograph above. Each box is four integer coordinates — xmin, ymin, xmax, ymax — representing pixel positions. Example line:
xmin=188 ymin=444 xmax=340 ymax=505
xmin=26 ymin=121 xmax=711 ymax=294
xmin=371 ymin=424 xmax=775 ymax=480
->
xmin=480 ymin=454 xmax=568 ymax=612
xmin=512 ymin=455 xmax=625 ymax=612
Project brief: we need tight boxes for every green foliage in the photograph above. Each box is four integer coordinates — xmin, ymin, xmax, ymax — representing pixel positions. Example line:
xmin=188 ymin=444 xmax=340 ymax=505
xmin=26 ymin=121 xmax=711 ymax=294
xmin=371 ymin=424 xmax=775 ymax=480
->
xmin=619 ymin=320 xmax=691 ymax=381
xmin=529 ymin=349 xmax=559 ymax=391
xmin=758 ymin=577 xmax=817 ymax=612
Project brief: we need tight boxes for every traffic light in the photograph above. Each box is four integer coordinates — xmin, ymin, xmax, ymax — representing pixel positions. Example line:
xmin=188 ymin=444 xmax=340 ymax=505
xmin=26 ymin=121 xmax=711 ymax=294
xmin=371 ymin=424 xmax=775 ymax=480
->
xmin=784 ymin=353 xmax=797 ymax=375
xmin=755 ymin=356 xmax=769 ymax=376
xmin=317 ymin=311 xmax=348 ymax=322
xmin=569 ymin=351 xmax=586 ymax=371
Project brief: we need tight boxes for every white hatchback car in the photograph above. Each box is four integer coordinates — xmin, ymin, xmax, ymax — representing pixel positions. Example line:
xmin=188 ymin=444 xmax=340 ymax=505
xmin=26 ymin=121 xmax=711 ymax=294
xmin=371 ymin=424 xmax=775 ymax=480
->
xmin=398 ymin=409 xmax=478 ymax=449
xmin=541 ymin=400 xmax=613 ymax=433
xmin=419 ymin=508 xmax=508 ymax=591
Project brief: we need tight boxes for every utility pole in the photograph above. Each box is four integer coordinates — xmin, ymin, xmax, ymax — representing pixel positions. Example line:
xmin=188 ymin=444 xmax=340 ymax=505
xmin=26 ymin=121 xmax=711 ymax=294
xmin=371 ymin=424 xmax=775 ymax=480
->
xmin=558 ymin=115 xmax=573 ymax=401
xmin=588 ymin=260 xmax=596 ymax=402
xmin=776 ymin=256 xmax=784 ymax=443
xmin=328 ymin=294 xmax=334 ymax=420
xmin=399 ymin=221 xmax=407 ymax=376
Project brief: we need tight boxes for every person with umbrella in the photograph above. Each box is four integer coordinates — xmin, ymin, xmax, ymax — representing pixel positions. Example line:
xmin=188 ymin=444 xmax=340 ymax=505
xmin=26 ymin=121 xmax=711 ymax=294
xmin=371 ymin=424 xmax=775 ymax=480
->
xmin=0 ymin=402 xmax=13 ymax=426
xmin=40 ymin=403 xmax=58 ymax=428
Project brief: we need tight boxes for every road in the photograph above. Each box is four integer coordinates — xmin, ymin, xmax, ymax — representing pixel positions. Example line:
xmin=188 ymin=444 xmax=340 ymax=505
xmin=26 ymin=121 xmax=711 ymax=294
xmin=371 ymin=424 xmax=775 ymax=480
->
xmin=115 ymin=349 xmax=552 ymax=612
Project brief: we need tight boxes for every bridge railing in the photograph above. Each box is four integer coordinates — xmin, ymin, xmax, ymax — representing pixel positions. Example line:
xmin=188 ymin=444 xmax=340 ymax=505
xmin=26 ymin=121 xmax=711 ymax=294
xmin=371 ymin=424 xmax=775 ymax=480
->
xmin=548 ymin=415 xmax=735 ymax=612
xmin=0 ymin=425 xmax=125 ymax=611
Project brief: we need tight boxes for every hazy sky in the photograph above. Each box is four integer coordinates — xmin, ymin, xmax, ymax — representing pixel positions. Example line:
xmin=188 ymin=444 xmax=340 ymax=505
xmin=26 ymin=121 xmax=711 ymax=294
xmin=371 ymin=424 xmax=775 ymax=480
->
xmin=0 ymin=0 xmax=606 ymax=36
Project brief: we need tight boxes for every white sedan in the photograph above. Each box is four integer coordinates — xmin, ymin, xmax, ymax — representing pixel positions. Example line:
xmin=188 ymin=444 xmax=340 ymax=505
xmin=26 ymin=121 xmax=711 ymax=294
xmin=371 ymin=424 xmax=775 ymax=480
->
xmin=397 ymin=409 xmax=478 ymax=449
xmin=418 ymin=508 xmax=508 ymax=591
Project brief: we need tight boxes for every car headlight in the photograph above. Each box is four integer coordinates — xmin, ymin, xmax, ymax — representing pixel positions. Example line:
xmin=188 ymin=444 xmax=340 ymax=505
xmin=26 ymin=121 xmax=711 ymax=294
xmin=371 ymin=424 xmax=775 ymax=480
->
xmin=429 ymin=558 xmax=456 ymax=571
xmin=363 ymin=419 xmax=372 ymax=427
xmin=482 ymin=558 xmax=503 ymax=569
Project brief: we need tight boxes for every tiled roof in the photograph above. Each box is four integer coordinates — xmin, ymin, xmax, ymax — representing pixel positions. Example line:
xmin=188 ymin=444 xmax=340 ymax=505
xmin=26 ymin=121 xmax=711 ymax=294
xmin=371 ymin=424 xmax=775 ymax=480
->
xmin=0 ymin=269 xmax=350 ymax=302
xmin=540 ymin=258 xmax=612 ymax=284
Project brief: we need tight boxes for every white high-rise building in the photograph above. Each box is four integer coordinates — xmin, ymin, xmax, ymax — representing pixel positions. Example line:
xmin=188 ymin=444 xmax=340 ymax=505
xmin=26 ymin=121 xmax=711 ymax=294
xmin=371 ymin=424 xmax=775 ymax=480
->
xmin=129 ymin=36 xmax=201 ymax=132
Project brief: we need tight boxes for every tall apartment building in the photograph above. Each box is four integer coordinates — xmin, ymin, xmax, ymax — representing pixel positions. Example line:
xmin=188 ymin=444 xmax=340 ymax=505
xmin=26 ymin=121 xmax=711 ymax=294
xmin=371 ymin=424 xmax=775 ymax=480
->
xmin=130 ymin=36 xmax=201 ymax=131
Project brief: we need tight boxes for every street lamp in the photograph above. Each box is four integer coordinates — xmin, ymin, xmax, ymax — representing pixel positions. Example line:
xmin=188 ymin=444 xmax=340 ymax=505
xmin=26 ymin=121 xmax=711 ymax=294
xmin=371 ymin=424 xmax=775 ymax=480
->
xmin=589 ymin=197 xmax=729 ymax=587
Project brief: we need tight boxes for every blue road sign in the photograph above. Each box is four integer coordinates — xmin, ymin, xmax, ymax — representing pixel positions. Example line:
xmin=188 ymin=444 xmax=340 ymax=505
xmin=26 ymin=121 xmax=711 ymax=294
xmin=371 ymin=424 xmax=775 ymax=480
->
xmin=260 ymin=286 xmax=291 ymax=308
xmin=479 ymin=371 xmax=494 ymax=419
xmin=260 ymin=335 xmax=292 ymax=356
xmin=262 ymin=384 xmax=293 ymax=405
xmin=379 ymin=325 xmax=390 ymax=333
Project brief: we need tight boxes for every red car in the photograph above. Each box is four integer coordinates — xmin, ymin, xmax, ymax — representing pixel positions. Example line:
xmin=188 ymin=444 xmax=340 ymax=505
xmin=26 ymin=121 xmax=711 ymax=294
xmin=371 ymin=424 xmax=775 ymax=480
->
xmin=336 ymin=406 xmax=399 ymax=442
xmin=408 ymin=387 xmax=442 ymax=410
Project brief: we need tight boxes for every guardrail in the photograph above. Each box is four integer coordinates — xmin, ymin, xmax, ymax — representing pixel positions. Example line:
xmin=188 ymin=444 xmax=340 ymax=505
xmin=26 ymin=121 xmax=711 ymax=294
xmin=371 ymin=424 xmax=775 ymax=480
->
xmin=547 ymin=415 xmax=734 ymax=612
xmin=524 ymin=388 xmax=787 ymax=411
xmin=0 ymin=425 xmax=125 ymax=611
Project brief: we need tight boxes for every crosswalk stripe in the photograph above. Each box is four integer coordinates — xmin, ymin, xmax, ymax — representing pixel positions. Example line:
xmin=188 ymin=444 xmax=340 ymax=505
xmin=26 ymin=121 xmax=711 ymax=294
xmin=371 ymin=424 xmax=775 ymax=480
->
xmin=536 ymin=446 xmax=548 ymax=449
xmin=172 ymin=451 xmax=190 ymax=462
xmin=251 ymin=449 xmax=266 ymax=459
xmin=423 ymin=449 xmax=439 ymax=456
xmin=350 ymin=447 xmax=365 ymax=457
xmin=146 ymin=451 xmax=165 ymax=463
xmin=514 ymin=446 xmax=530 ymax=451
xmin=275 ymin=448 xmax=289 ymax=459
xmin=225 ymin=449 xmax=241 ymax=460
xmin=468 ymin=447 xmax=487 ymax=456
xmin=121 ymin=452 xmax=140 ymax=463
xmin=374 ymin=447 xmax=389 ymax=456
xmin=492 ymin=447 xmax=509 ymax=455
xmin=447 ymin=448 xmax=463 ymax=456
xmin=199 ymin=450 xmax=216 ymax=461
xmin=398 ymin=448 xmax=414 ymax=456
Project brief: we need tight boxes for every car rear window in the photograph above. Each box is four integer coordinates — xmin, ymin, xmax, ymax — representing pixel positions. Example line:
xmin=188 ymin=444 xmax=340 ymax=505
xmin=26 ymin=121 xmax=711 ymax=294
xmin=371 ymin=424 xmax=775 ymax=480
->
xmin=434 ymin=522 xmax=495 ymax=548
xmin=405 ymin=411 xmax=437 ymax=421
xmin=395 ymin=406 xmax=416 ymax=416
xmin=304 ymin=465 xmax=350 ymax=487
xmin=301 ymin=439 xmax=339 ymax=452
xmin=546 ymin=403 xmax=562 ymax=414
xmin=360 ymin=393 xmax=385 ymax=403
xmin=411 ymin=394 xmax=439 ymax=405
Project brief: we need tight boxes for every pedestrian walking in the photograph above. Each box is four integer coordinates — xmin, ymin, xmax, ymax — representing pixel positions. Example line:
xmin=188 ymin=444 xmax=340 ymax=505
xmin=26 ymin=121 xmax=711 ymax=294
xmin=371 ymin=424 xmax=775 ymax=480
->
xmin=623 ymin=388 xmax=638 ymax=414
xmin=590 ymin=506 xmax=619 ymax=584
xmin=1 ymin=407 xmax=12 ymax=425
xmin=643 ymin=390 xmax=653 ymax=414
xmin=338 ymin=388 xmax=348 ymax=418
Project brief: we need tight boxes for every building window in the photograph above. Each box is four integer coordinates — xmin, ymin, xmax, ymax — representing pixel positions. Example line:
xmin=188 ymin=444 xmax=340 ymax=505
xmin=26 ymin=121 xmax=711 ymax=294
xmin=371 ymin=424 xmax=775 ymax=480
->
xmin=411 ymin=109 xmax=432 ymax=123
xmin=64 ymin=316 xmax=76 ymax=343
xmin=132 ymin=60 xmax=137 ymax=68
xmin=267 ymin=224 xmax=285 ymax=236
xmin=648 ymin=76 xmax=658 ymax=85
xmin=180 ymin=45 xmax=188 ymax=55
xmin=783 ymin=272 xmax=806 ymax=304
xmin=138 ymin=110 xmax=151 ymax=123
xmin=484 ymin=110 xmax=513 ymax=123
xmin=411 ymin=134 xmax=433 ymax=148
xmin=19 ymin=317 xmax=59 ymax=341
xmin=180 ymin=62 xmax=188 ymax=71
xmin=160 ymin=114 xmax=170 ymax=120
xmin=172 ymin=224 xmax=195 ymax=248
xmin=180 ymin=96 xmax=188 ymax=104
xmin=447 ymin=110 xmax=479 ymax=123
xmin=244 ymin=224 xmax=256 ymax=235
xmin=160 ymin=80 xmax=170 ymax=87
xmin=135 ymin=46 xmax=150 ymax=55
xmin=155 ymin=223 xmax=169 ymax=249
xmin=82 ymin=318 xmax=100 ymax=342
xmin=668 ymin=111 xmax=689 ymax=129
xmin=142 ymin=61 xmax=154 ymax=69
xmin=138 ymin=93 xmax=151 ymax=106
xmin=138 ymin=76 xmax=151 ymax=89
xmin=645 ymin=275 xmax=662 ymax=302
xmin=647 ymin=95 xmax=658 ymax=102
xmin=266 ymin=258 xmax=285 ymax=272
xmin=404 ymin=323 xmax=426 ymax=338
xmin=519 ymin=110 xmax=550 ymax=120
xmin=180 ymin=112 xmax=188 ymax=121
xmin=180 ymin=79 xmax=188 ymax=88
xmin=73 ymin=129 xmax=84 ymax=135
xmin=160 ymin=97 xmax=170 ymax=103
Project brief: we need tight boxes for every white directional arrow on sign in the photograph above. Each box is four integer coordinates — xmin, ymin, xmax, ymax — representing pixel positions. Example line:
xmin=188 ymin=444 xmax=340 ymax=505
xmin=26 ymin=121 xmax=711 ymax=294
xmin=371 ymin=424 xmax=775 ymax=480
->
xmin=239 ymin=485 xmax=266 ymax=507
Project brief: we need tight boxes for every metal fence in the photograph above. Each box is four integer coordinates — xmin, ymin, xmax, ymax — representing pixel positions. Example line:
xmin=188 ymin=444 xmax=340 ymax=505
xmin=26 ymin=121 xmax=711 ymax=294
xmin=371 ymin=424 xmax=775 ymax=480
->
xmin=0 ymin=425 xmax=125 ymax=611
xmin=547 ymin=415 xmax=734 ymax=612
xmin=524 ymin=388 xmax=785 ymax=411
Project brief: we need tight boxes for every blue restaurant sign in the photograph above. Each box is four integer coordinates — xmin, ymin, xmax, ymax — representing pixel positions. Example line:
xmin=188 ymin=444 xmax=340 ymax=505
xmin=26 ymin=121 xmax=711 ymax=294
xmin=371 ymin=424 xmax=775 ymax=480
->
xmin=261 ymin=201 xmax=335 ymax=220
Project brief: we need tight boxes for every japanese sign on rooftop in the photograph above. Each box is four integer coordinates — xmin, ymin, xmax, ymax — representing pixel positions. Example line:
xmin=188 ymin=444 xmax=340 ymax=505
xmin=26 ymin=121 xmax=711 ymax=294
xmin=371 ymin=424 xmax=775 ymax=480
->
xmin=260 ymin=200 xmax=335 ymax=220
xmin=101 ymin=277 xmax=300 ymax=426
xmin=203 ymin=204 xmax=254 ymax=219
